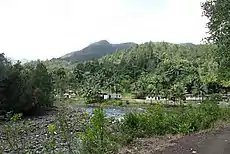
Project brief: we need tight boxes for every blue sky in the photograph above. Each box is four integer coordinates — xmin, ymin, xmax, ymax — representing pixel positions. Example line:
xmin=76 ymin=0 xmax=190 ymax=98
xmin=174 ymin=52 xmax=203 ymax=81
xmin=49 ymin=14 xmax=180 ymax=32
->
xmin=0 ymin=0 xmax=207 ymax=60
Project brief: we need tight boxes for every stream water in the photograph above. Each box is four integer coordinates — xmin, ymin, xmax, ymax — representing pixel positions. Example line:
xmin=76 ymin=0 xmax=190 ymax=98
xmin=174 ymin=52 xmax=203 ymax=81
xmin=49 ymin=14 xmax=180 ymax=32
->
xmin=70 ymin=105 xmax=145 ymax=119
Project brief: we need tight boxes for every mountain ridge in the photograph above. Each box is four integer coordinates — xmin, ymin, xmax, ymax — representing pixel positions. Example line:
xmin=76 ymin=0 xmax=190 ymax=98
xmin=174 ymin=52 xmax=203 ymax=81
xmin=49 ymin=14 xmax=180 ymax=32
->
xmin=59 ymin=40 xmax=136 ymax=62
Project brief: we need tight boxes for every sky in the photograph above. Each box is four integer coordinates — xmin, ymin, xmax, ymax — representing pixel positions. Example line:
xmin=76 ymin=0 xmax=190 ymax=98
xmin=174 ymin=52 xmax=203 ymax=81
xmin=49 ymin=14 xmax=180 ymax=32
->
xmin=0 ymin=0 xmax=208 ymax=60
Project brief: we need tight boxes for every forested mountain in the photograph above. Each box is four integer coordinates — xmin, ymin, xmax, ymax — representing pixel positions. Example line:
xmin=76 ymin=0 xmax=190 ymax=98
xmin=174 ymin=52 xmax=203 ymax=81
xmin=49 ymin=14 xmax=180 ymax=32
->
xmin=59 ymin=40 xmax=136 ymax=62
xmin=2 ymin=38 xmax=230 ymax=111
xmin=21 ymin=40 xmax=230 ymax=102
xmin=1 ymin=40 xmax=230 ymax=111
xmin=40 ymin=41 xmax=229 ymax=102
xmin=70 ymin=42 xmax=227 ymax=99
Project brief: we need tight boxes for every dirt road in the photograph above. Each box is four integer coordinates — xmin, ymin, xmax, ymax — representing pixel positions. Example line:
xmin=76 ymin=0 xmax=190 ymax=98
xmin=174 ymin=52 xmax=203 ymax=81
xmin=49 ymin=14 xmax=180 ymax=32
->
xmin=155 ymin=125 xmax=230 ymax=154
xmin=157 ymin=124 xmax=230 ymax=154
xmin=119 ymin=124 xmax=230 ymax=154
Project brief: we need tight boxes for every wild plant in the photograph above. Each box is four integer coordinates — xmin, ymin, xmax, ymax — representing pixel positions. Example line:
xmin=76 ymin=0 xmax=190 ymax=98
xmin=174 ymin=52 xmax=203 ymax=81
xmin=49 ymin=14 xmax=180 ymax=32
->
xmin=44 ymin=124 xmax=57 ymax=154
xmin=0 ymin=113 xmax=34 ymax=153
xmin=79 ymin=107 xmax=119 ymax=154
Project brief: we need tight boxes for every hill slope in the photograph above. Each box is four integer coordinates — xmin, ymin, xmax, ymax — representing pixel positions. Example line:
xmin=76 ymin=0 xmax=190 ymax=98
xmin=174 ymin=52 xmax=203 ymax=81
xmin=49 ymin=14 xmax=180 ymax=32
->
xmin=59 ymin=40 xmax=136 ymax=62
xmin=71 ymin=42 xmax=222 ymax=97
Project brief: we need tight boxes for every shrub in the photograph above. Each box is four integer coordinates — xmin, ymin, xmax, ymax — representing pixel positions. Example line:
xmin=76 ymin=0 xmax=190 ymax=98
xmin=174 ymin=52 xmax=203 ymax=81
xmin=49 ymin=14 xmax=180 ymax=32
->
xmin=0 ymin=113 xmax=34 ymax=153
xmin=121 ymin=100 xmax=227 ymax=139
xmin=79 ymin=107 xmax=119 ymax=154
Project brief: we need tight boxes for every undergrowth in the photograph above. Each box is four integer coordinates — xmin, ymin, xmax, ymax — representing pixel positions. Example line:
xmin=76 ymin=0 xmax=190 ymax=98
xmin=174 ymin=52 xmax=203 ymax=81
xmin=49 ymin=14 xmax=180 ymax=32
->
xmin=1 ymin=100 xmax=230 ymax=153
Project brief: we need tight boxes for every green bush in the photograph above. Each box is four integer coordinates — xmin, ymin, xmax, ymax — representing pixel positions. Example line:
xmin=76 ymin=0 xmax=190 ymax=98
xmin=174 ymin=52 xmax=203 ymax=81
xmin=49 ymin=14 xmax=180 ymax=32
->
xmin=118 ymin=101 xmax=123 ymax=106
xmin=208 ymin=93 xmax=223 ymax=101
xmin=121 ymin=100 xmax=227 ymax=139
xmin=79 ymin=107 xmax=119 ymax=154
xmin=103 ymin=99 xmax=124 ymax=106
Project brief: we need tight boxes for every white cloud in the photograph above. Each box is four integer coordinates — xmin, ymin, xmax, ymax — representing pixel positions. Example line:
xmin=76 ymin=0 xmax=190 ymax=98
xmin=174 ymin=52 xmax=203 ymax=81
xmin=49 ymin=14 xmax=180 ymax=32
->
xmin=0 ymin=0 xmax=208 ymax=60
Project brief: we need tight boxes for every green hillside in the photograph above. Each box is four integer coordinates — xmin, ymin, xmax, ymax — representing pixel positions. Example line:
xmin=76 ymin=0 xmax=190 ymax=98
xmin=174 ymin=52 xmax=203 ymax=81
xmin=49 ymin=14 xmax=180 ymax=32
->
xmin=58 ymin=40 xmax=136 ymax=62
xmin=65 ymin=41 xmax=229 ymax=99
xmin=16 ymin=41 xmax=230 ymax=101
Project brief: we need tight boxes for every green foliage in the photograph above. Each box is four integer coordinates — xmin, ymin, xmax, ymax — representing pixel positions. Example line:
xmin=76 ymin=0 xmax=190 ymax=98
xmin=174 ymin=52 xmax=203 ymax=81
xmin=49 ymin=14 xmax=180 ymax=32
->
xmin=48 ymin=124 xmax=56 ymax=135
xmin=32 ymin=62 xmax=54 ymax=107
xmin=209 ymin=93 xmax=223 ymax=101
xmin=79 ymin=108 xmax=119 ymax=154
xmin=121 ymin=101 xmax=225 ymax=140
xmin=10 ymin=113 xmax=23 ymax=121
xmin=202 ymin=0 xmax=230 ymax=84
xmin=0 ymin=55 xmax=53 ymax=114
xmin=1 ymin=113 xmax=34 ymax=153
xmin=52 ymin=67 xmax=68 ymax=98
xmin=42 ymin=109 xmax=90 ymax=154
xmin=104 ymin=99 xmax=125 ymax=106
xmin=65 ymin=42 xmax=227 ymax=101
xmin=45 ymin=124 xmax=57 ymax=154
xmin=24 ymin=41 xmax=228 ymax=101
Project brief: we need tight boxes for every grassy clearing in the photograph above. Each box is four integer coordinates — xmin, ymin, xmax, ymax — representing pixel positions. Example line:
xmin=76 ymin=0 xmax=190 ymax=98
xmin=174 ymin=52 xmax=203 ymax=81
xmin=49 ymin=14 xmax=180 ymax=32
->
xmin=61 ymin=98 xmax=150 ymax=108
xmin=1 ymin=100 xmax=230 ymax=153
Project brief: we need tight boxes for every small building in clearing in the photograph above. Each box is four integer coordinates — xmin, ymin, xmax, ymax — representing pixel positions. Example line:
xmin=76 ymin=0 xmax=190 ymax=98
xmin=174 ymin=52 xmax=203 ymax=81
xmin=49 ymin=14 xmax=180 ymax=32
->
xmin=102 ymin=94 xmax=122 ymax=100
xmin=146 ymin=96 xmax=161 ymax=101
xmin=63 ymin=89 xmax=76 ymax=99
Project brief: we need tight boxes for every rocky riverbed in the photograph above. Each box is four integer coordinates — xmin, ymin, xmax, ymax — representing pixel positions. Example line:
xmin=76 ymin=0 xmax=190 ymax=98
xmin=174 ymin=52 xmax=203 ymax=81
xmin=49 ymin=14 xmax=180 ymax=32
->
xmin=0 ymin=106 xmax=142 ymax=154
xmin=0 ymin=108 xmax=88 ymax=154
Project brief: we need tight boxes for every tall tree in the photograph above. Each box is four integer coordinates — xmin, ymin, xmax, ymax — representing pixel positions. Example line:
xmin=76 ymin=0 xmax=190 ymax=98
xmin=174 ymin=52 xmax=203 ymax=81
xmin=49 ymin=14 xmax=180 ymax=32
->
xmin=202 ymin=0 xmax=230 ymax=84
xmin=52 ymin=67 xmax=67 ymax=97
xmin=32 ymin=61 xmax=53 ymax=107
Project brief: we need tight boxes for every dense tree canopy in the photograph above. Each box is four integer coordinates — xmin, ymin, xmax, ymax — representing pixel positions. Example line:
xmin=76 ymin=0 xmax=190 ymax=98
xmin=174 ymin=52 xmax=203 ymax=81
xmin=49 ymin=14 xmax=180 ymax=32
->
xmin=202 ymin=0 xmax=230 ymax=85
xmin=3 ymin=40 xmax=227 ymax=107
xmin=52 ymin=42 xmax=227 ymax=100
xmin=0 ymin=54 xmax=53 ymax=114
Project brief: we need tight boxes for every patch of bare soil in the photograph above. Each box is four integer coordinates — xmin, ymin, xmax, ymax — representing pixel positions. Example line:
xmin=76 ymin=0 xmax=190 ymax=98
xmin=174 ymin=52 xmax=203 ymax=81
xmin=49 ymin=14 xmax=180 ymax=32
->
xmin=117 ymin=135 xmax=183 ymax=154
xmin=118 ymin=123 xmax=230 ymax=154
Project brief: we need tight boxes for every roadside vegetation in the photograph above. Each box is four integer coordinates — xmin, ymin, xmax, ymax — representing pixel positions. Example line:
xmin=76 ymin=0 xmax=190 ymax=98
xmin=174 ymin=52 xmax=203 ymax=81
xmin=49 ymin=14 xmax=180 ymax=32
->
xmin=1 ymin=101 xmax=230 ymax=153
